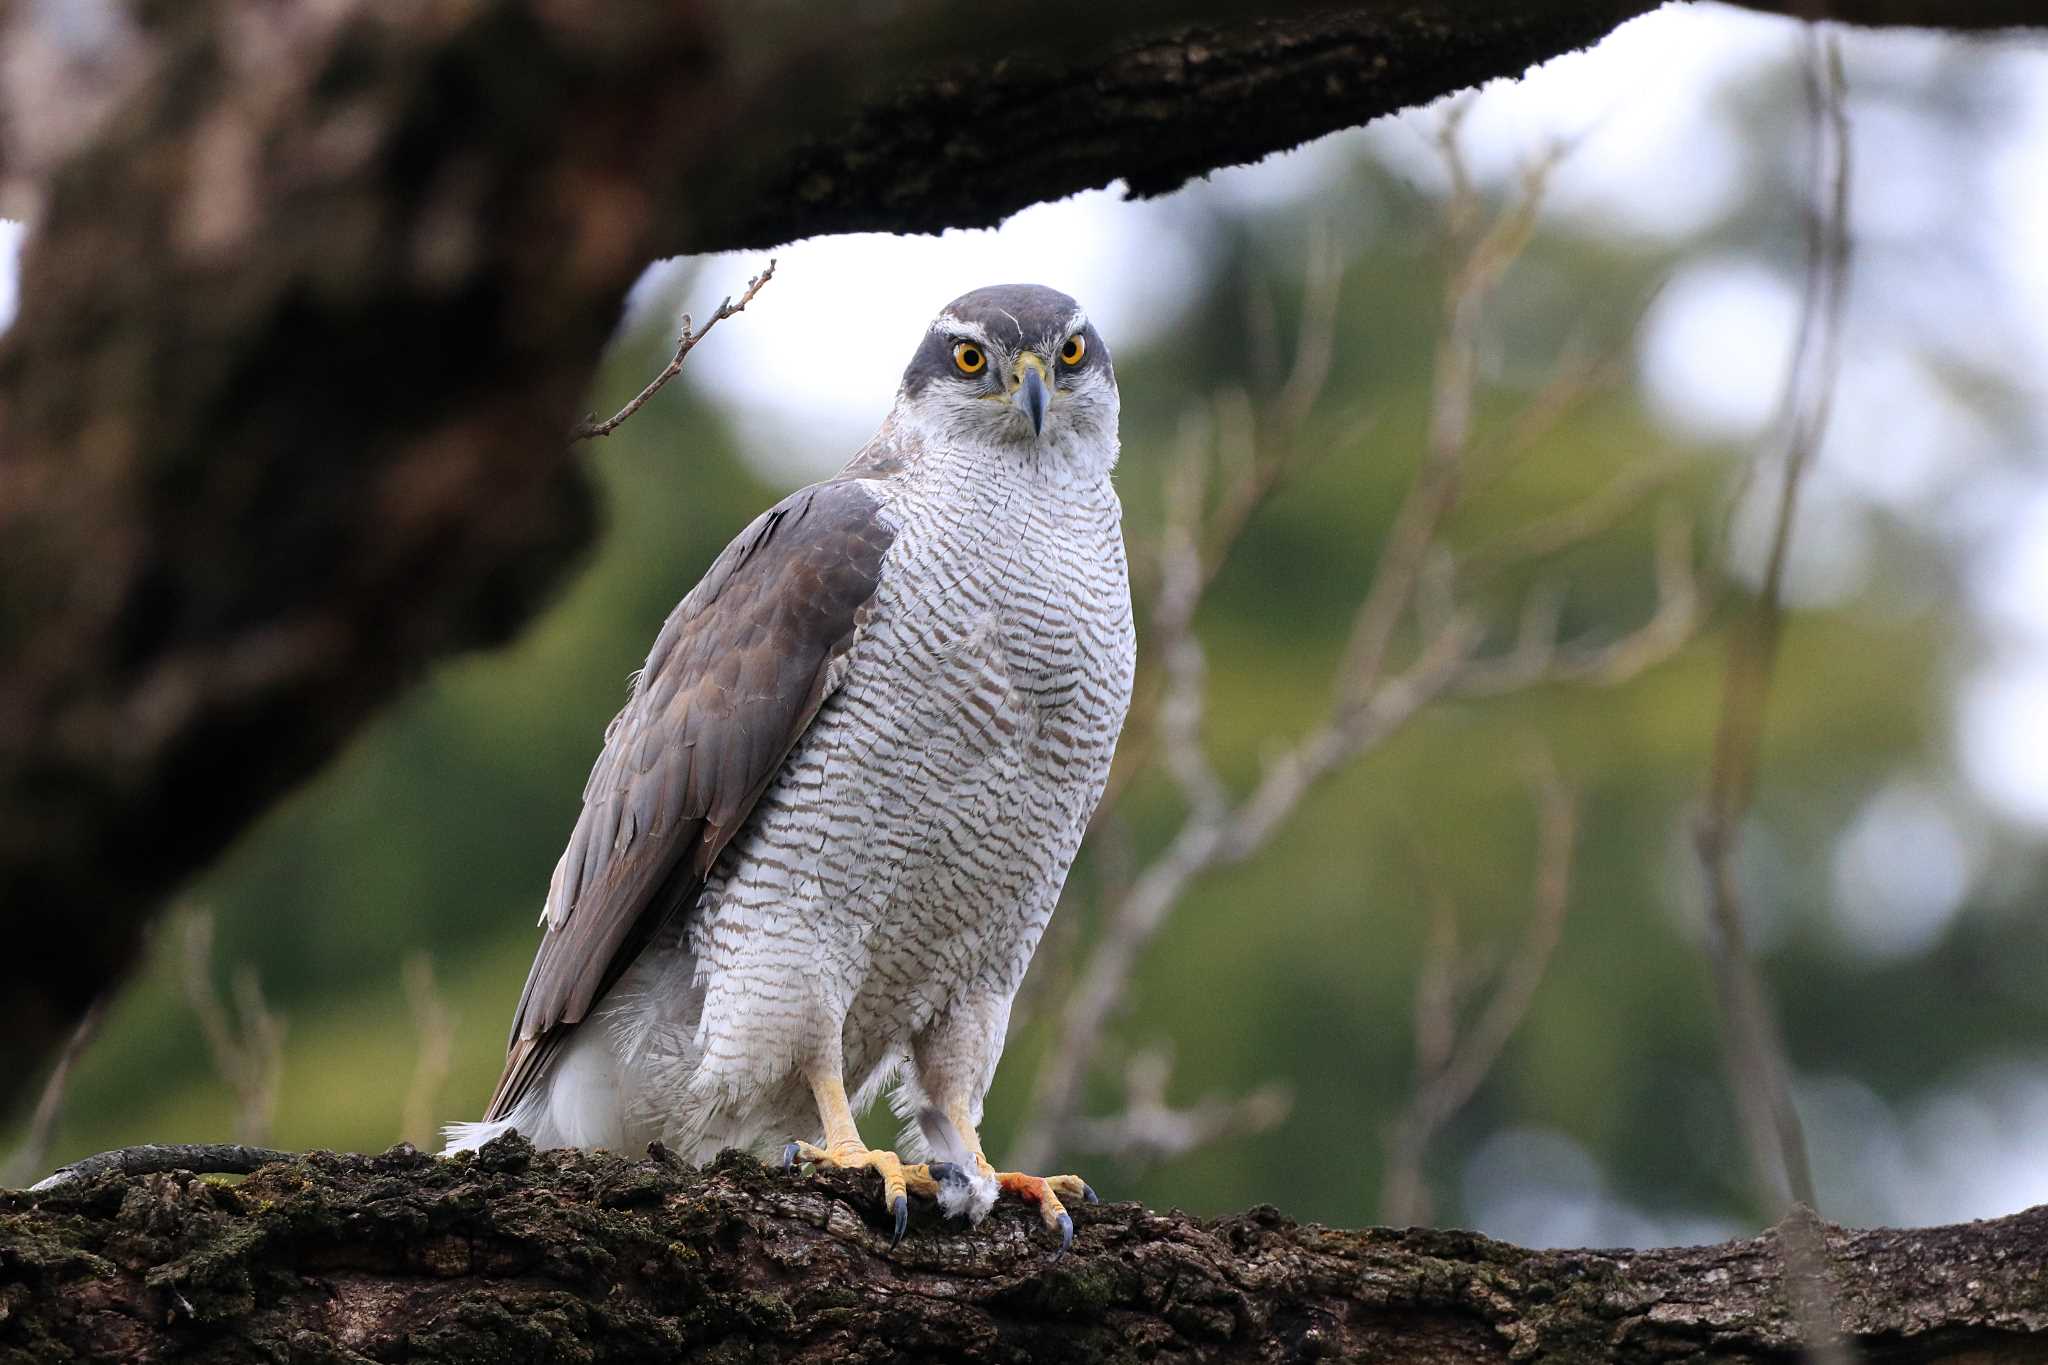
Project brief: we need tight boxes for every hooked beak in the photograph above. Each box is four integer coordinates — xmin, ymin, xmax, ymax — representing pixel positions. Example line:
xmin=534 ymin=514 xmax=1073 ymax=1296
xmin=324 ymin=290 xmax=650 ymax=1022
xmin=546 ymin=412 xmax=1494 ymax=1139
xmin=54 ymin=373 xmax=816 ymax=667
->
xmin=1011 ymin=352 xmax=1052 ymax=436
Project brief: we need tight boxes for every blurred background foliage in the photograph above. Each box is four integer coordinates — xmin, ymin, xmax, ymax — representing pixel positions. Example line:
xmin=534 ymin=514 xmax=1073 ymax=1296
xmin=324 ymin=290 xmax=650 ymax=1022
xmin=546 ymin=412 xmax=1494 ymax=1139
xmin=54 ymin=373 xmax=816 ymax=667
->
xmin=13 ymin=6 xmax=2047 ymax=1248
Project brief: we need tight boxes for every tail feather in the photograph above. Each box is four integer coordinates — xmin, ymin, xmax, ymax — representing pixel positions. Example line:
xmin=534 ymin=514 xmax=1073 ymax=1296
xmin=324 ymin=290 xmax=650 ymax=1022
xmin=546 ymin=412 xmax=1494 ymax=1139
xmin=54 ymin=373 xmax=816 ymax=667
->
xmin=441 ymin=1117 xmax=521 ymax=1155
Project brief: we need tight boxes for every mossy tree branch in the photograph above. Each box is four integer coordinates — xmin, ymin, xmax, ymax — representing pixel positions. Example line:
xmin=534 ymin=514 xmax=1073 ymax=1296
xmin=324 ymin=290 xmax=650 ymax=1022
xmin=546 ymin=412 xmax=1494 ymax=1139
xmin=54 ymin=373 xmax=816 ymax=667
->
xmin=2 ymin=1136 xmax=2044 ymax=1363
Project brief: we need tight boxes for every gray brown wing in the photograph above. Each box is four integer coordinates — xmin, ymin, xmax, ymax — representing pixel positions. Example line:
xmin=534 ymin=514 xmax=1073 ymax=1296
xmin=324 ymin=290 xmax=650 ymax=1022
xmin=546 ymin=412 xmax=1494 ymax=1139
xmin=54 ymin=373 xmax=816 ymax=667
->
xmin=484 ymin=478 xmax=894 ymax=1122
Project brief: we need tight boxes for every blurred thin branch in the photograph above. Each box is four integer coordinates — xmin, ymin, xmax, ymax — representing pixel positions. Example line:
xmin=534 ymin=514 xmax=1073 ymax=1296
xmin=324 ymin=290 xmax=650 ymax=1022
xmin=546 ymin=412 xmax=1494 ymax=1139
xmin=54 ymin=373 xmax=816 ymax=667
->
xmin=1099 ymin=226 xmax=1352 ymax=817
xmin=2 ymin=995 xmax=107 ymax=1188
xmin=1014 ymin=112 xmax=1699 ymax=1175
xmin=180 ymin=909 xmax=287 ymax=1148
xmin=1462 ymin=269 xmax=1671 ymax=501
xmin=569 ymin=258 xmax=777 ymax=441
xmin=1692 ymin=25 xmax=1851 ymax=1224
xmin=400 ymin=953 xmax=458 ymax=1148
xmin=1061 ymin=1045 xmax=1292 ymax=1171
xmin=1689 ymin=25 xmax=1855 ymax=1365
xmin=1380 ymin=747 xmax=1577 ymax=1227
xmin=1460 ymin=451 xmax=1690 ymax=583
xmin=1456 ymin=502 xmax=1701 ymax=695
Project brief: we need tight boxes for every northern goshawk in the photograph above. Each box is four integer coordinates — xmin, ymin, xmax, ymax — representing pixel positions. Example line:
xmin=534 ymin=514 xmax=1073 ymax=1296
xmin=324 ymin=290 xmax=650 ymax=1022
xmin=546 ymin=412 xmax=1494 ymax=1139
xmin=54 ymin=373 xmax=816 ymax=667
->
xmin=448 ymin=284 xmax=1136 ymax=1251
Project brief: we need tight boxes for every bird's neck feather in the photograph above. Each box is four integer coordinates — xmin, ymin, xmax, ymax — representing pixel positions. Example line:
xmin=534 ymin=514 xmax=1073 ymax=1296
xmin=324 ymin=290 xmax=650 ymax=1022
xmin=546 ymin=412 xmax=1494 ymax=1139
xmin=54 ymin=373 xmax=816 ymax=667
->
xmin=878 ymin=397 xmax=1120 ymax=490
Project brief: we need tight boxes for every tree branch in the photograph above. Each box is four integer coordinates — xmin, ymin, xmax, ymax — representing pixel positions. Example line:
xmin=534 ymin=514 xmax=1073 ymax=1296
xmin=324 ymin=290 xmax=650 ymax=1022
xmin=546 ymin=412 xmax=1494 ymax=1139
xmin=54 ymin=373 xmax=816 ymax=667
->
xmin=0 ymin=996 xmax=106 ymax=1191
xmin=398 ymin=954 xmax=458 ymax=1152
xmin=1381 ymin=750 xmax=1578 ymax=1228
xmin=568 ymin=260 xmax=776 ymax=441
xmin=25 ymin=1142 xmax=295 ymax=1192
xmin=3 ymin=1138 xmax=2044 ymax=1363
xmin=178 ymin=910 xmax=286 ymax=1150
xmin=1692 ymin=23 xmax=1853 ymax=1222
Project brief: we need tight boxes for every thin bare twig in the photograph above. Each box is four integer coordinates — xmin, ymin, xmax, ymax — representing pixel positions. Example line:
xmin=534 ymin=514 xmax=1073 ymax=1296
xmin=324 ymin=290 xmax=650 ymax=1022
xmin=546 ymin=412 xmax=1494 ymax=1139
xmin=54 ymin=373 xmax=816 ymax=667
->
xmin=1455 ymin=504 xmax=1701 ymax=696
xmin=1094 ymin=230 xmax=1349 ymax=829
xmin=1153 ymin=415 xmax=1231 ymax=824
xmin=1692 ymin=23 xmax=1850 ymax=1227
xmin=1462 ymin=273 xmax=1671 ymax=499
xmin=30 ymin=1142 xmax=293 ymax=1192
xmin=1061 ymin=1046 xmax=1292 ymax=1170
xmin=569 ymin=259 xmax=777 ymax=441
xmin=1689 ymin=26 xmax=1854 ymax=1365
xmin=181 ymin=909 xmax=286 ymax=1148
xmin=3 ymin=996 xmax=108 ymax=1188
xmin=399 ymin=953 xmax=458 ymax=1148
xmin=1460 ymin=452 xmax=1691 ymax=584
xmin=1380 ymin=748 xmax=1578 ymax=1226
xmin=1333 ymin=133 xmax=1567 ymax=714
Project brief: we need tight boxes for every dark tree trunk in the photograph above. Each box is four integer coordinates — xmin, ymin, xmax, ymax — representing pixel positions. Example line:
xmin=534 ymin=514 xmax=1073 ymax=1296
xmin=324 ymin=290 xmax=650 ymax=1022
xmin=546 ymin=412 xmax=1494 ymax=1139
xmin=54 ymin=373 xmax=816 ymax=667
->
xmin=2 ymin=1136 xmax=2043 ymax=1363
xmin=1 ymin=0 xmax=2042 ymax=1099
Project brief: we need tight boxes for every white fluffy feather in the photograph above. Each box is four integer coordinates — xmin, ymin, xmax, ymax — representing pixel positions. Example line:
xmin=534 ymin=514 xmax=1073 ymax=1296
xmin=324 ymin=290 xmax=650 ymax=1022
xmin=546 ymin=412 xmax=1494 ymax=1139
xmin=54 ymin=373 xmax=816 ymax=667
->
xmin=919 ymin=1107 xmax=999 ymax=1224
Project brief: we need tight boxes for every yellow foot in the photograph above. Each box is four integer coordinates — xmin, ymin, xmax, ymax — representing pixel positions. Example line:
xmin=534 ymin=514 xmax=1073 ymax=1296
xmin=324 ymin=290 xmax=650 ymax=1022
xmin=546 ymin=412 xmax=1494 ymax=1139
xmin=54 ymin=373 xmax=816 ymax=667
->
xmin=912 ymin=1110 xmax=1099 ymax=1256
xmin=927 ymin=1161 xmax=1095 ymax=1256
xmin=781 ymin=1140 xmax=941 ymax=1248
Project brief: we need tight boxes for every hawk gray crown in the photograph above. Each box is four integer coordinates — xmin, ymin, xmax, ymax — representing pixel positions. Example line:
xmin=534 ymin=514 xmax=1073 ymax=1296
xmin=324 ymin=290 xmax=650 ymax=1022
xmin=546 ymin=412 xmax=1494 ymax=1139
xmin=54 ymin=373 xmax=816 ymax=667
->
xmin=448 ymin=283 xmax=1136 ymax=1250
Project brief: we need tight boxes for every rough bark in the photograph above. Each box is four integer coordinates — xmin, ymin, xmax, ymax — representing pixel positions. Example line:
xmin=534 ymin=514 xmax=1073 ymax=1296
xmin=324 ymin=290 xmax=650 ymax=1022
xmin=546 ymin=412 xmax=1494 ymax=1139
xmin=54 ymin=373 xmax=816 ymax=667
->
xmin=2 ymin=0 xmax=2044 ymax=1103
xmin=0 ymin=1135 xmax=2042 ymax=1363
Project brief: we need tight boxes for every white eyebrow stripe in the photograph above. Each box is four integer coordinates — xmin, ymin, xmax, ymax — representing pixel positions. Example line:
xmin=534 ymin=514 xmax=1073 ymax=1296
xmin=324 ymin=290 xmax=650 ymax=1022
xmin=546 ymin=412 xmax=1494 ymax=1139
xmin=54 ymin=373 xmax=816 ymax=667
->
xmin=931 ymin=314 xmax=997 ymax=349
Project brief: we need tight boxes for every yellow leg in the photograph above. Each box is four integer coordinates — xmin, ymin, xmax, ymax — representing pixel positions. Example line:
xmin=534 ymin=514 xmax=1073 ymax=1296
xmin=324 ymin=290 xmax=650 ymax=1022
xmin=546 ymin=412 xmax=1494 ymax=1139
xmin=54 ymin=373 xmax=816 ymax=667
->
xmin=937 ymin=1103 xmax=1096 ymax=1255
xmin=781 ymin=1070 xmax=939 ymax=1248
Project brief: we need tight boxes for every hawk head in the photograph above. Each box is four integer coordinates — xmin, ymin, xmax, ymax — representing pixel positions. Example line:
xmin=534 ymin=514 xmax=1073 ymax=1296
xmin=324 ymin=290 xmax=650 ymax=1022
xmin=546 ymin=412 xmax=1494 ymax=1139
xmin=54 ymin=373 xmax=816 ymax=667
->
xmin=897 ymin=284 xmax=1118 ymax=465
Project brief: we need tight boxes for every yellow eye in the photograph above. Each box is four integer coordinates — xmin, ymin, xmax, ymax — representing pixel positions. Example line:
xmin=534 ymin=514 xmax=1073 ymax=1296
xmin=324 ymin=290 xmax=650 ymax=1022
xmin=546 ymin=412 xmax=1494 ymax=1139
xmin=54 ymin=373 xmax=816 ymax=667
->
xmin=1060 ymin=334 xmax=1086 ymax=365
xmin=953 ymin=342 xmax=986 ymax=374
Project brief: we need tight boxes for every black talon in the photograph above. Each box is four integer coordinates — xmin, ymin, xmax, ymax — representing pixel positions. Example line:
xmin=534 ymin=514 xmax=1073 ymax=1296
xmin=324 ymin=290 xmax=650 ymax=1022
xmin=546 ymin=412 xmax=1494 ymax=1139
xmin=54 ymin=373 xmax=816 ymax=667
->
xmin=1080 ymin=1182 xmax=1099 ymax=1205
xmin=781 ymin=1141 xmax=801 ymax=1170
xmin=928 ymin=1160 xmax=965 ymax=1186
xmin=889 ymin=1193 xmax=910 ymax=1249
xmin=1053 ymin=1211 xmax=1074 ymax=1259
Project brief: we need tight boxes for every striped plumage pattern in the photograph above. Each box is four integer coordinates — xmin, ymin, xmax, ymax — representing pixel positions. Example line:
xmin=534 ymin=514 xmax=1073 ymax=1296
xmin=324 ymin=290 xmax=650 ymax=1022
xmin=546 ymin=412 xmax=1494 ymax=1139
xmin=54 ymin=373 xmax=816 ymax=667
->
xmin=449 ymin=285 xmax=1135 ymax=1163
